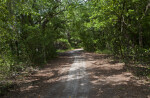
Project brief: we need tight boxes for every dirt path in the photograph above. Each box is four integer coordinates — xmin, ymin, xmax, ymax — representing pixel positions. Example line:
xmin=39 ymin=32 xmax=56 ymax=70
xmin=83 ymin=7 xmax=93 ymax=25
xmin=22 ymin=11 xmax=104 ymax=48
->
xmin=4 ymin=49 xmax=150 ymax=98
xmin=85 ymin=52 xmax=150 ymax=98
xmin=43 ymin=49 xmax=90 ymax=98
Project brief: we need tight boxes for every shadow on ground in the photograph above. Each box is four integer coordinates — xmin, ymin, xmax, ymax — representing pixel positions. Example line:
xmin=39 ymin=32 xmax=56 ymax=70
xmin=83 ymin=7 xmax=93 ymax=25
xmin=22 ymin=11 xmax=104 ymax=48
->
xmin=85 ymin=53 xmax=150 ymax=98
xmin=2 ymin=51 xmax=150 ymax=98
xmin=3 ymin=51 xmax=84 ymax=98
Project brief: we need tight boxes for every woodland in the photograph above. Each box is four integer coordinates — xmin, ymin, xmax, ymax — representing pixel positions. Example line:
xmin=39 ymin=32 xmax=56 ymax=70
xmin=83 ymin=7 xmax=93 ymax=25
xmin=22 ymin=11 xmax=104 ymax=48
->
xmin=0 ymin=0 xmax=150 ymax=95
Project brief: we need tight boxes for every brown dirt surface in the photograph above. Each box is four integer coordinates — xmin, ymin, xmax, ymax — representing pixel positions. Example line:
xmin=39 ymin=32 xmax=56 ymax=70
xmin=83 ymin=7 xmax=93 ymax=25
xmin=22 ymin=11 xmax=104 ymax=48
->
xmin=85 ymin=52 xmax=150 ymax=98
xmin=2 ymin=49 xmax=150 ymax=98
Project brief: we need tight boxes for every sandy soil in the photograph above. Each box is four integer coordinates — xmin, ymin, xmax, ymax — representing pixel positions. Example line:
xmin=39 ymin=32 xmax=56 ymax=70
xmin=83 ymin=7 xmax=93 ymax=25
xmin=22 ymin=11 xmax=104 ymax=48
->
xmin=3 ymin=49 xmax=150 ymax=98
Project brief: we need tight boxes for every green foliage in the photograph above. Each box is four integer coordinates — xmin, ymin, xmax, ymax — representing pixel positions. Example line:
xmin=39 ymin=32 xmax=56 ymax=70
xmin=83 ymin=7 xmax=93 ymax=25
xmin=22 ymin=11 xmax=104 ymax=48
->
xmin=0 ymin=0 xmax=150 ymax=95
xmin=82 ymin=0 xmax=150 ymax=61
xmin=0 ymin=0 xmax=68 ymax=80
xmin=96 ymin=49 xmax=112 ymax=54
xmin=56 ymin=38 xmax=71 ymax=50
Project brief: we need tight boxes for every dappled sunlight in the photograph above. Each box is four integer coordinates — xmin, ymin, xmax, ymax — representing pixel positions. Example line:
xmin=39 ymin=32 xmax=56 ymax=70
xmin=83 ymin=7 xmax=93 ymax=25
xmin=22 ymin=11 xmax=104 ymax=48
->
xmin=106 ymin=74 xmax=131 ymax=84
xmin=21 ymin=85 xmax=39 ymax=92
xmin=42 ymin=49 xmax=90 ymax=98
xmin=85 ymin=52 xmax=150 ymax=98
xmin=1 ymin=0 xmax=150 ymax=97
xmin=4 ymin=50 xmax=76 ymax=98
xmin=4 ymin=50 xmax=150 ymax=98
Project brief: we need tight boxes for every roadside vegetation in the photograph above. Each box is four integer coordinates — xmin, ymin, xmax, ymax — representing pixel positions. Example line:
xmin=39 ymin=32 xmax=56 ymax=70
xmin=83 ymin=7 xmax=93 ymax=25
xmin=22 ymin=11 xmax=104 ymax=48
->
xmin=0 ymin=0 xmax=150 ymax=96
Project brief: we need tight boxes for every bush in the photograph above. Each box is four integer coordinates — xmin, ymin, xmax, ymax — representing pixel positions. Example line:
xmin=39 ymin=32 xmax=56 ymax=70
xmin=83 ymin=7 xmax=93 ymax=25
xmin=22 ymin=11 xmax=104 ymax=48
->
xmin=55 ymin=38 xmax=71 ymax=50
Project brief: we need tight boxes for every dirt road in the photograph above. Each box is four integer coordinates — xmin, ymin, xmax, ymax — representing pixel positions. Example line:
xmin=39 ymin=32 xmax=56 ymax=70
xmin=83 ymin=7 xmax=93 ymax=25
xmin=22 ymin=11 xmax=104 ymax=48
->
xmin=4 ymin=49 xmax=150 ymax=98
xmin=43 ymin=49 xmax=90 ymax=98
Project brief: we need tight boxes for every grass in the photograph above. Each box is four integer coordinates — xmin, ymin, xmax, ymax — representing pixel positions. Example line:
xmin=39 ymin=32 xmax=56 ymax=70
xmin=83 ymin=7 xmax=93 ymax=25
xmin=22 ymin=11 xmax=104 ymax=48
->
xmin=56 ymin=48 xmax=74 ymax=53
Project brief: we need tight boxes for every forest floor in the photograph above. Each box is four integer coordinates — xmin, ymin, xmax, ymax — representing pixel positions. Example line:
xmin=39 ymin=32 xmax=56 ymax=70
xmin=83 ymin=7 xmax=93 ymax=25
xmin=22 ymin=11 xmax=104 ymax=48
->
xmin=3 ymin=49 xmax=150 ymax=98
